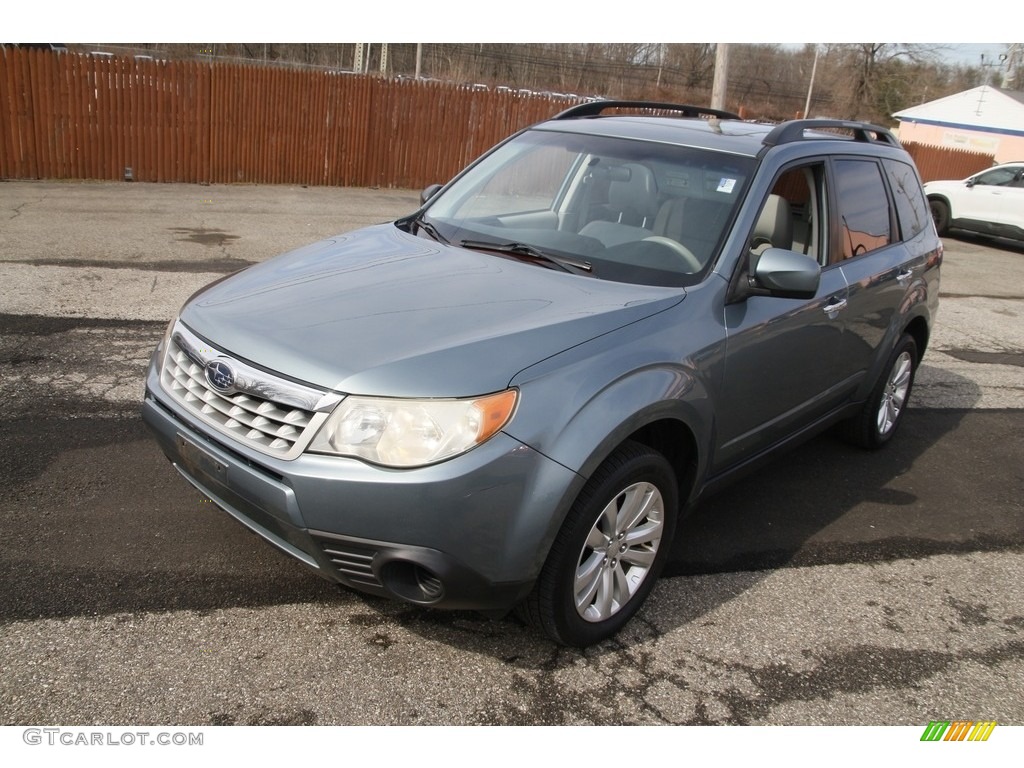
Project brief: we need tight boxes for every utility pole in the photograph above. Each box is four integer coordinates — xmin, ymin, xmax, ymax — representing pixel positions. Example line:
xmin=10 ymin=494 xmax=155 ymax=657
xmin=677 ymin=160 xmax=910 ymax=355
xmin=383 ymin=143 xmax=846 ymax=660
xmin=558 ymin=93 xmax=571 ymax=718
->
xmin=711 ymin=43 xmax=729 ymax=111
xmin=803 ymin=45 xmax=819 ymax=118
xmin=1002 ymin=43 xmax=1021 ymax=89
xmin=415 ymin=43 xmax=423 ymax=79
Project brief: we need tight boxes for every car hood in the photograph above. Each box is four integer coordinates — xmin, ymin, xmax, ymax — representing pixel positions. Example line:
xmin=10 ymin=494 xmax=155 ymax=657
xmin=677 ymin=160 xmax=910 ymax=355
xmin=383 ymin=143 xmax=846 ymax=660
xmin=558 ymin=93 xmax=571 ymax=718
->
xmin=180 ymin=224 xmax=684 ymax=397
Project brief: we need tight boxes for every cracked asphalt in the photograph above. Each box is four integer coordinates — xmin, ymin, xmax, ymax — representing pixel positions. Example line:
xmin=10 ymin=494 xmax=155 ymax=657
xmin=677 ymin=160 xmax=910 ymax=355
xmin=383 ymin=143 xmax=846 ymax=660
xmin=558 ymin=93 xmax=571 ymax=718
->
xmin=1 ymin=180 xmax=1022 ymax=727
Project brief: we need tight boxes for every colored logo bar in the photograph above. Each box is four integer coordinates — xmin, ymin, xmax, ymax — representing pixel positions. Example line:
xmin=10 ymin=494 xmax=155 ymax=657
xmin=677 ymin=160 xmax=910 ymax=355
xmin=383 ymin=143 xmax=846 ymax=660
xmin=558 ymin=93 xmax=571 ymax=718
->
xmin=921 ymin=721 xmax=997 ymax=741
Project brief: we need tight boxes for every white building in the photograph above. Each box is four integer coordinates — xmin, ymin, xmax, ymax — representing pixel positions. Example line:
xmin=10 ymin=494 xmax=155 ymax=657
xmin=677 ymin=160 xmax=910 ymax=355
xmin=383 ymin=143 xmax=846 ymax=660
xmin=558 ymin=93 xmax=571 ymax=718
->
xmin=893 ymin=86 xmax=1024 ymax=164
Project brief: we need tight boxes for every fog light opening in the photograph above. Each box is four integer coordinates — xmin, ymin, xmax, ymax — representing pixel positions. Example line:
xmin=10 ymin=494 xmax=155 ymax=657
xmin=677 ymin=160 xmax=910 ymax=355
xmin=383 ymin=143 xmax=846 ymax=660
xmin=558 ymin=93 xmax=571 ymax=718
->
xmin=380 ymin=561 xmax=445 ymax=604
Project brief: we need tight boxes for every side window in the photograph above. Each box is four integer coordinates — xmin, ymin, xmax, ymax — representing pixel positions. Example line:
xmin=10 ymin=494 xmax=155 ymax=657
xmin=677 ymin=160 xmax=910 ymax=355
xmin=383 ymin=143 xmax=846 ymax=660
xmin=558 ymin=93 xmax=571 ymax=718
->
xmin=749 ymin=163 xmax=828 ymax=266
xmin=883 ymin=159 xmax=930 ymax=240
xmin=973 ymin=166 xmax=1018 ymax=186
xmin=833 ymin=159 xmax=892 ymax=260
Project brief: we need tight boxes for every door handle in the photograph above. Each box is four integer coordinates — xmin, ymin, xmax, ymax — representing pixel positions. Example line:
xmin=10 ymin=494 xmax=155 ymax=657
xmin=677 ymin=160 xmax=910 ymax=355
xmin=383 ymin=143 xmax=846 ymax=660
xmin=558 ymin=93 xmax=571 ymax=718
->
xmin=897 ymin=267 xmax=914 ymax=285
xmin=823 ymin=297 xmax=847 ymax=316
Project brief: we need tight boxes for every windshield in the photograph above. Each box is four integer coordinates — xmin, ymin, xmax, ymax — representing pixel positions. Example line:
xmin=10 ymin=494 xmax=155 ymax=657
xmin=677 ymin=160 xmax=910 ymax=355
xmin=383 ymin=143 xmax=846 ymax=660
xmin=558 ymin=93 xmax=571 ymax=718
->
xmin=414 ymin=128 xmax=755 ymax=287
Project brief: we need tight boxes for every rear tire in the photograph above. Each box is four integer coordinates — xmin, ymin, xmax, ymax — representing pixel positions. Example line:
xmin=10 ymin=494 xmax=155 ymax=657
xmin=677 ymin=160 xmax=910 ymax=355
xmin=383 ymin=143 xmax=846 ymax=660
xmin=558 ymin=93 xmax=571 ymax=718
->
xmin=520 ymin=441 xmax=678 ymax=647
xmin=839 ymin=334 xmax=918 ymax=449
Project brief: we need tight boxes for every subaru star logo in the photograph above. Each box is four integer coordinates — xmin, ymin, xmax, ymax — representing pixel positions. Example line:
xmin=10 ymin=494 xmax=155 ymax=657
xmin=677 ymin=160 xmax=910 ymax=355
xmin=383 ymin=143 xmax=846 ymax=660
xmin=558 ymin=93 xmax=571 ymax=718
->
xmin=205 ymin=359 xmax=236 ymax=392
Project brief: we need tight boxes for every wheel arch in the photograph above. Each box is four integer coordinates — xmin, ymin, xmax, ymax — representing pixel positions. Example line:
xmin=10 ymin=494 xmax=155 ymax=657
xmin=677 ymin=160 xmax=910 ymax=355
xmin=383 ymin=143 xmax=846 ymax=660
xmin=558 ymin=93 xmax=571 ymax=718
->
xmin=545 ymin=401 xmax=705 ymax=543
xmin=625 ymin=417 xmax=700 ymax=508
xmin=556 ymin=385 xmax=709 ymax=506
xmin=903 ymin=314 xmax=930 ymax=362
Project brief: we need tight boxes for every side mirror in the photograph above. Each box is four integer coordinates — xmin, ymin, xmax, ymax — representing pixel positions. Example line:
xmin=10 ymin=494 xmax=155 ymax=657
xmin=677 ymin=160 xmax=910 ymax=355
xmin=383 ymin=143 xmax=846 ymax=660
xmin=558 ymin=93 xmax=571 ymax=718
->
xmin=966 ymin=178 xmax=976 ymax=188
xmin=420 ymin=184 xmax=443 ymax=205
xmin=753 ymin=248 xmax=820 ymax=299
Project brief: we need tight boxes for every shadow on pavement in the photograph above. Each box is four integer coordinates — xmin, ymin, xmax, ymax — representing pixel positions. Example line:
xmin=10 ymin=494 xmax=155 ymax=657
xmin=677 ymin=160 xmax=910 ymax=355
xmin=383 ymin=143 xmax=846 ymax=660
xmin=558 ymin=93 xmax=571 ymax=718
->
xmin=3 ymin=369 xmax=1020 ymax=657
xmin=667 ymin=407 xmax=1024 ymax=576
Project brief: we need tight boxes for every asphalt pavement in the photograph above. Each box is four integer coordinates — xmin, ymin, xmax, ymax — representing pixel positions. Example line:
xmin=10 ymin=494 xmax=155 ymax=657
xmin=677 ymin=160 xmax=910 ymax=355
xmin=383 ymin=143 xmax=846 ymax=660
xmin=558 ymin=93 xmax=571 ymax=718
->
xmin=0 ymin=180 xmax=1022 ymax=727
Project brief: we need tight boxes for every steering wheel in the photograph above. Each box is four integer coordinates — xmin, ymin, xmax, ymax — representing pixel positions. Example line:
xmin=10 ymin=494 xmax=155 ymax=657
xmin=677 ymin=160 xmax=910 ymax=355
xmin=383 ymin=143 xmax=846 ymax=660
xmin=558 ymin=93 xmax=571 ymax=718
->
xmin=641 ymin=236 xmax=702 ymax=272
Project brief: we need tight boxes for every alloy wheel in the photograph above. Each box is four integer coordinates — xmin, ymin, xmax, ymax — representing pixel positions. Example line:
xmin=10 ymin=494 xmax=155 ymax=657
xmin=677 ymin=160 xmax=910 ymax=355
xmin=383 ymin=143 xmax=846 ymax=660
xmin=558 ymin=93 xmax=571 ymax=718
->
xmin=877 ymin=351 xmax=913 ymax=435
xmin=573 ymin=481 xmax=665 ymax=622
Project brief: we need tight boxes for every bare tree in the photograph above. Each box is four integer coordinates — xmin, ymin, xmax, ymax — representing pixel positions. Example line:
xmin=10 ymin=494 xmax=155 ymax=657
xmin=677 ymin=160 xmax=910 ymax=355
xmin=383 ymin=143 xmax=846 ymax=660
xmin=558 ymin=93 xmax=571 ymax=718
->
xmin=76 ymin=41 xmax=993 ymax=124
xmin=664 ymin=44 xmax=716 ymax=90
xmin=831 ymin=44 xmax=941 ymax=120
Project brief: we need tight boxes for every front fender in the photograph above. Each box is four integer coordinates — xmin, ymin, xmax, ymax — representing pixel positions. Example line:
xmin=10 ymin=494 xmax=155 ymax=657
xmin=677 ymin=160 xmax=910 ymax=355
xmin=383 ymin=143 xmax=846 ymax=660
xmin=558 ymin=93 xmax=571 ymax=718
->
xmin=502 ymin=361 xmax=712 ymax=578
xmin=505 ymin=304 xmax=717 ymax=481
xmin=505 ymin=286 xmax=723 ymax=478
xmin=500 ymin=287 xmax=724 ymax=573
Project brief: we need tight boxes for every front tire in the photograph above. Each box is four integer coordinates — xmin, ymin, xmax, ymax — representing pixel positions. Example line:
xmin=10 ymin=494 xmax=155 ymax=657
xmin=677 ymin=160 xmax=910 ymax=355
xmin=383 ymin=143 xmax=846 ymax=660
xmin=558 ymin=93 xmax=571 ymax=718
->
xmin=840 ymin=334 xmax=918 ymax=449
xmin=521 ymin=441 xmax=678 ymax=647
xmin=929 ymin=198 xmax=950 ymax=236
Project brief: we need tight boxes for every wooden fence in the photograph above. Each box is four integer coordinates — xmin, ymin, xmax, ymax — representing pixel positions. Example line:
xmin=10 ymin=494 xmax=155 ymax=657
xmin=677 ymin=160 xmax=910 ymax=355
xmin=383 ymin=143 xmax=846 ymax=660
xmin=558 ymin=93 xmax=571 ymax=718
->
xmin=1 ymin=48 xmax=1001 ymax=189
xmin=903 ymin=142 xmax=994 ymax=183
xmin=0 ymin=48 xmax=577 ymax=189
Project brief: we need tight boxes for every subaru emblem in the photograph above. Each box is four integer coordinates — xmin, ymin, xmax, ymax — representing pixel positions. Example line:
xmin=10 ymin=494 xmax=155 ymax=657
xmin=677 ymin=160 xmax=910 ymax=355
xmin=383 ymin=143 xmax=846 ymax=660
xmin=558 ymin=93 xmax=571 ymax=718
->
xmin=205 ymin=359 xmax=236 ymax=392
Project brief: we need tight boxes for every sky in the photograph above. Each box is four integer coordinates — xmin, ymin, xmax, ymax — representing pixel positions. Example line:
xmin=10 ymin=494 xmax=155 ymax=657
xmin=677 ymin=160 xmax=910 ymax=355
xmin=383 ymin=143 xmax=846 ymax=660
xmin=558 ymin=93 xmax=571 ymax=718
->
xmin=941 ymin=43 xmax=1010 ymax=67
xmin=6 ymin=2 xmax=1015 ymax=70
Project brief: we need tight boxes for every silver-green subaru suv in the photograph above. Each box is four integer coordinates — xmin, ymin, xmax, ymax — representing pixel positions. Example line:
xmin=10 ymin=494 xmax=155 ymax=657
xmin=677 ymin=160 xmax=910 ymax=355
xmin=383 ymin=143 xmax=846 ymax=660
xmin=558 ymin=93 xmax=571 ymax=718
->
xmin=143 ymin=101 xmax=941 ymax=646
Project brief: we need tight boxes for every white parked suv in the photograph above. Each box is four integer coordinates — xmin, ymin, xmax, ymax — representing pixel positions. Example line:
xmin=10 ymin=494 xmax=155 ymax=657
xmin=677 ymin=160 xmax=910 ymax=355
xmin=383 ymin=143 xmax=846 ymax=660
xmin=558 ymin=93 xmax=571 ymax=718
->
xmin=925 ymin=162 xmax=1024 ymax=242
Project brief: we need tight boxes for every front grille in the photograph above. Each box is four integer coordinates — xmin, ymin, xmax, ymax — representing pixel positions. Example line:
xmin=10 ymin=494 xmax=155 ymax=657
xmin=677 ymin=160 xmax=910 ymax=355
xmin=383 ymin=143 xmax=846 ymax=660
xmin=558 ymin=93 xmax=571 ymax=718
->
xmin=315 ymin=539 xmax=382 ymax=587
xmin=159 ymin=324 xmax=341 ymax=460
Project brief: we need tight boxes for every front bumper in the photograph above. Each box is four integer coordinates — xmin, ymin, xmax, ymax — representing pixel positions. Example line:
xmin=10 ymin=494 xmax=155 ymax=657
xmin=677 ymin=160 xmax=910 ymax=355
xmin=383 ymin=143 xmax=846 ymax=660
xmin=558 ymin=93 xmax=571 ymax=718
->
xmin=141 ymin=365 xmax=581 ymax=613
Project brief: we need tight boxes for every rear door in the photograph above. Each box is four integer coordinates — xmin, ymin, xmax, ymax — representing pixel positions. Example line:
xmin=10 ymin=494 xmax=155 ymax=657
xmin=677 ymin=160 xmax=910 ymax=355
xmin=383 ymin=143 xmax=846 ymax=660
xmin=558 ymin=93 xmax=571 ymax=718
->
xmin=827 ymin=157 xmax=911 ymax=394
xmin=988 ymin=166 xmax=1024 ymax=232
xmin=832 ymin=157 xmax=940 ymax=397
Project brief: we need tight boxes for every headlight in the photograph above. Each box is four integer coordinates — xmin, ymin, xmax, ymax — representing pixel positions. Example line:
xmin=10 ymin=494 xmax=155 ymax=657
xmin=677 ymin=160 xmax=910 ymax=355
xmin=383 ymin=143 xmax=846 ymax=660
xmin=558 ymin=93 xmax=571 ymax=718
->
xmin=308 ymin=389 xmax=518 ymax=467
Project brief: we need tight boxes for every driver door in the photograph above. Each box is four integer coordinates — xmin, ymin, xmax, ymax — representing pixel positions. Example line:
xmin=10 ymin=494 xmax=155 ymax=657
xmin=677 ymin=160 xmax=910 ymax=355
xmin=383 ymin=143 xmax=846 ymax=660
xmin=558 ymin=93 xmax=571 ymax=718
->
xmin=715 ymin=162 xmax=851 ymax=472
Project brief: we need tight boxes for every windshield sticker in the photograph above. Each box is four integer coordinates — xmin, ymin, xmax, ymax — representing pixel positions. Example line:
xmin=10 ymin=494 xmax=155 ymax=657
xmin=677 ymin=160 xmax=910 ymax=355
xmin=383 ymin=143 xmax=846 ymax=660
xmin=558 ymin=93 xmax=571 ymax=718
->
xmin=717 ymin=178 xmax=737 ymax=194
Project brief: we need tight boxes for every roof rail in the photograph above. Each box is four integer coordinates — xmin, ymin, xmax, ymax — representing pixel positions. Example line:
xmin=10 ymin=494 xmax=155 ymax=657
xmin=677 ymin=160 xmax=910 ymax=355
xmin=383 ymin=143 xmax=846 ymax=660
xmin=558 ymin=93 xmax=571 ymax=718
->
xmin=553 ymin=100 xmax=742 ymax=121
xmin=762 ymin=119 xmax=901 ymax=148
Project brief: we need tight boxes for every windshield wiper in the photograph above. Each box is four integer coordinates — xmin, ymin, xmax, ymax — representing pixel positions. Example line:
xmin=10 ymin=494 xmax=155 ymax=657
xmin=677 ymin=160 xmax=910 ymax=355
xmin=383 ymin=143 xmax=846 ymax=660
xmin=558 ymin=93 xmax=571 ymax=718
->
xmin=459 ymin=240 xmax=592 ymax=273
xmin=413 ymin=215 xmax=449 ymax=244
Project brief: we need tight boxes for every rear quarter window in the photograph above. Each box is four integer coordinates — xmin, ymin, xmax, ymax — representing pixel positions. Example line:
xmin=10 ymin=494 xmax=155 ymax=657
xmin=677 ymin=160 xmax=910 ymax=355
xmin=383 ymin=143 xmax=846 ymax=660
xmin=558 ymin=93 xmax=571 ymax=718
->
xmin=883 ymin=159 xmax=930 ymax=240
